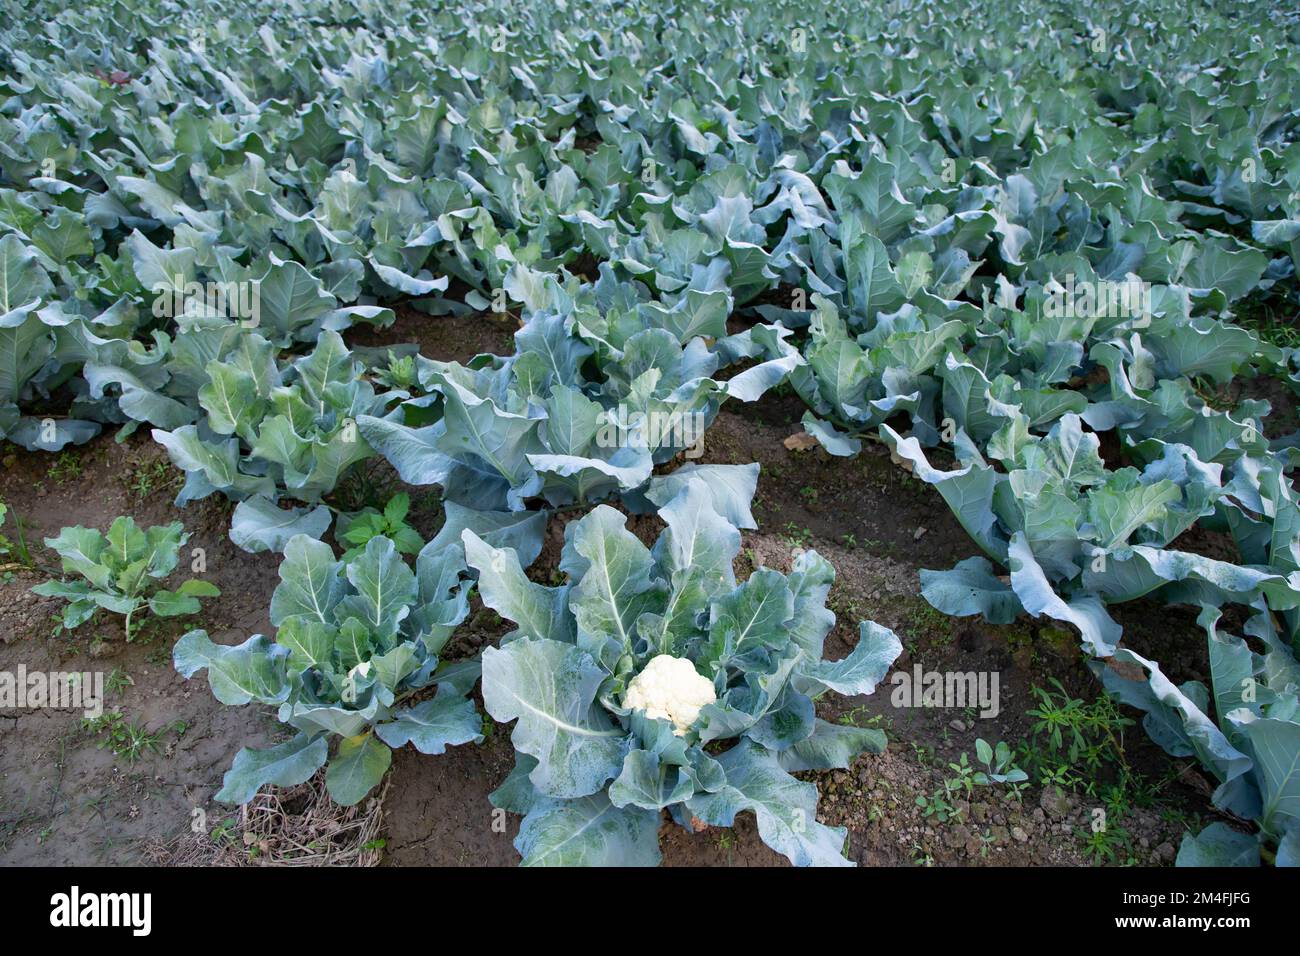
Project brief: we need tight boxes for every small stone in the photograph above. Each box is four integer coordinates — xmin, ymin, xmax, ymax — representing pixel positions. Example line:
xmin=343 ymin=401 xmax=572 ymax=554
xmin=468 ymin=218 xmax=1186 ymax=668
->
xmin=1011 ymin=826 xmax=1029 ymax=843
xmin=1039 ymin=785 xmax=1072 ymax=819
xmin=948 ymin=718 xmax=967 ymax=732
xmin=913 ymin=526 xmax=927 ymax=540
xmin=1155 ymin=842 xmax=1176 ymax=865
xmin=783 ymin=432 xmax=819 ymax=452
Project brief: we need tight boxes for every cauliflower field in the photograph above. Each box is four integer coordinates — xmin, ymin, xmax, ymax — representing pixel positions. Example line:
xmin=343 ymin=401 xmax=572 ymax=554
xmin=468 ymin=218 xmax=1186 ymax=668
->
xmin=0 ymin=0 xmax=1298 ymax=874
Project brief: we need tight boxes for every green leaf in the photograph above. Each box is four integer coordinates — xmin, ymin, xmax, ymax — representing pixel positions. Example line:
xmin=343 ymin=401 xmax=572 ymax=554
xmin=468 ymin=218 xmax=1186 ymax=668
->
xmin=198 ymin=360 xmax=264 ymax=438
xmin=42 ymin=526 xmax=110 ymax=589
xmin=383 ymin=493 xmax=410 ymax=525
xmin=703 ymin=569 xmax=794 ymax=669
xmin=124 ymin=229 xmax=195 ymax=301
xmin=0 ymin=233 xmax=53 ymax=324
xmin=480 ymin=637 xmax=626 ymax=799
xmin=337 ymin=536 xmax=416 ymax=638
xmin=375 ymin=692 xmax=484 ymax=754
xmin=608 ymin=749 xmax=697 ymax=810
xmin=920 ymin=556 xmax=1022 ymax=624
xmin=1240 ymin=718 xmax=1300 ymax=842
xmin=1176 ymin=822 xmax=1259 ymax=867
xmin=796 ymin=620 xmax=902 ymax=697
xmin=215 ymin=733 xmax=329 ymax=805
xmin=777 ymin=719 xmax=887 ymax=772
xmin=325 ymin=732 xmax=392 ymax=806
xmin=173 ymin=630 xmax=290 ymax=706
xmin=643 ymin=463 xmax=761 ymax=530
xmin=463 ymin=530 xmax=573 ymax=644
xmin=685 ymin=739 xmax=852 ymax=867
xmin=649 ymin=479 xmax=740 ymax=653
xmin=275 ymin=617 xmax=337 ymax=675
xmin=269 ymin=534 xmax=343 ymax=626
xmin=148 ymin=589 xmax=200 ymax=617
xmin=429 ymin=502 xmax=547 ymax=569
xmin=1086 ymin=471 xmax=1182 ymax=549
xmin=516 ymin=793 xmax=661 ymax=866
xmin=230 ymin=497 xmax=332 ymax=554
xmin=563 ymin=505 xmax=664 ymax=666
xmin=254 ymin=260 xmax=335 ymax=343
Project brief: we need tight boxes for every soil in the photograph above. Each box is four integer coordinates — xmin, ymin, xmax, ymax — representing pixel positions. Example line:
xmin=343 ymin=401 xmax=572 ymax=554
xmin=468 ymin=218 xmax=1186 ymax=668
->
xmin=0 ymin=313 xmax=1220 ymax=868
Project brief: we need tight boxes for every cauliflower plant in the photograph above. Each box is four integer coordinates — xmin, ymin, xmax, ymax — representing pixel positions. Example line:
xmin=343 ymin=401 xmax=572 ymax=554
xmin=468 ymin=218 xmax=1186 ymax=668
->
xmin=475 ymin=476 xmax=903 ymax=867
xmin=622 ymin=654 xmax=716 ymax=735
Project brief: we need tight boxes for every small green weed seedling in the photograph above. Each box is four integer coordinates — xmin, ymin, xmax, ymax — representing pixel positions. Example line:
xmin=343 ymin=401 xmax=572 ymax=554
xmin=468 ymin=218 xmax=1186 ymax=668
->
xmin=337 ymin=493 xmax=423 ymax=560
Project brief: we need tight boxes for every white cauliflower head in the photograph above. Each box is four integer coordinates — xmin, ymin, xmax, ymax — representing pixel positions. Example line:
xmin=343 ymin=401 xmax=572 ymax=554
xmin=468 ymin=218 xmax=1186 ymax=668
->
xmin=622 ymin=654 xmax=716 ymax=736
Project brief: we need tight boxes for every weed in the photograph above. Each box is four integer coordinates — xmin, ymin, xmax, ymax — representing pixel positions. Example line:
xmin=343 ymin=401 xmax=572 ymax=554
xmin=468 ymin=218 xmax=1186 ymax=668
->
xmin=338 ymin=492 xmax=423 ymax=560
xmin=902 ymin=599 xmax=955 ymax=647
xmin=0 ymin=501 xmax=37 ymax=574
xmin=105 ymin=668 xmax=134 ymax=696
xmin=1076 ymin=821 xmax=1132 ymax=865
xmin=81 ymin=710 xmax=166 ymax=764
xmin=971 ymin=738 xmax=1028 ymax=790
xmin=210 ymin=816 xmax=239 ymax=847
xmin=837 ymin=705 xmax=889 ymax=730
xmin=945 ymin=752 xmax=977 ymax=797
xmin=47 ymin=451 xmax=84 ymax=485
xmin=125 ymin=459 xmax=180 ymax=500
xmin=781 ymin=521 xmax=813 ymax=549
xmin=1019 ymin=678 xmax=1135 ymax=797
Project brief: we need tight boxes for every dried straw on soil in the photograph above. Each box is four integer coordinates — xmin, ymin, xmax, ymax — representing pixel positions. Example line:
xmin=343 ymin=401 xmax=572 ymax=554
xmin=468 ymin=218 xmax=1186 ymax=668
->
xmin=146 ymin=772 xmax=388 ymax=867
